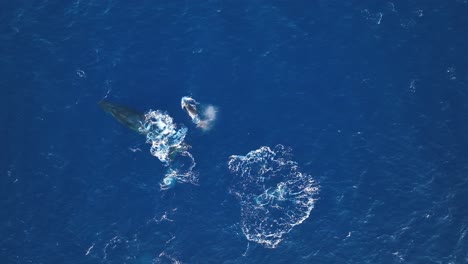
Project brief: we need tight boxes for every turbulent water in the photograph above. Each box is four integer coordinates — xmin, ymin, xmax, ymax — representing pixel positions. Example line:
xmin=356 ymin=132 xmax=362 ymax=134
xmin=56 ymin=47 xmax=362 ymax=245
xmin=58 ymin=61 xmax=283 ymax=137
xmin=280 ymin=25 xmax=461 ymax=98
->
xmin=2 ymin=0 xmax=468 ymax=263
xmin=140 ymin=110 xmax=188 ymax=165
xmin=139 ymin=109 xmax=197 ymax=189
xmin=228 ymin=145 xmax=318 ymax=248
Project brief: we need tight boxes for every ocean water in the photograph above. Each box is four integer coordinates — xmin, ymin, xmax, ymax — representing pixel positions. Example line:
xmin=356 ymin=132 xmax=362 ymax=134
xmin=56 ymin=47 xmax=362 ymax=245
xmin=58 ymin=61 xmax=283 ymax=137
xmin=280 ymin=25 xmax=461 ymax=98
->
xmin=2 ymin=1 xmax=468 ymax=263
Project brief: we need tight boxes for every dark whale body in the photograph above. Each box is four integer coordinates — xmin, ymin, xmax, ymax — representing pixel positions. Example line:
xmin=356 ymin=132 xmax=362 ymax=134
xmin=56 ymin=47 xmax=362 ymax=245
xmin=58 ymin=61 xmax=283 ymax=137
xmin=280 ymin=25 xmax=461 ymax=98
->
xmin=99 ymin=100 xmax=145 ymax=133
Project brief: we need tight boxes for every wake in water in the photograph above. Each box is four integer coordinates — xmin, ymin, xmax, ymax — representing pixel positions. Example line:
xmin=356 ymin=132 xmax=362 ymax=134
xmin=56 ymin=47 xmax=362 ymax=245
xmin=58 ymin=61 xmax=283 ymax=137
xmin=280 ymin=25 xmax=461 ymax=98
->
xmin=181 ymin=96 xmax=218 ymax=131
xmin=228 ymin=145 xmax=319 ymax=248
xmin=138 ymin=110 xmax=198 ymax=190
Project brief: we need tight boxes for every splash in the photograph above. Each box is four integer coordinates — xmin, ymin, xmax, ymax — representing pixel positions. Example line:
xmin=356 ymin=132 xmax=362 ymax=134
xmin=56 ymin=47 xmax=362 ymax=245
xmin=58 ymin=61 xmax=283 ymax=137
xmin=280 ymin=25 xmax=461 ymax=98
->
xmin=138 ymin=110 xmax=187 ymax=163
xmin=181 ymin=96 xmax=218 ymax=131
xmin=159 ymin=150 xmax=198 ymax=190
xmin=139 ymin=110 xmax=197 ymax=189
xmin=228 ymin=145 xmax=319 ymax=248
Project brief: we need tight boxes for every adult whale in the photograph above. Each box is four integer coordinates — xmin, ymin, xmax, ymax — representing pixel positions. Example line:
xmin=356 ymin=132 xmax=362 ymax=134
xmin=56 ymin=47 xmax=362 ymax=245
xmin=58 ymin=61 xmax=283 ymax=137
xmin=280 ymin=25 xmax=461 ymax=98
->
xmin=99 ymin=100 xmax=145 ymax=133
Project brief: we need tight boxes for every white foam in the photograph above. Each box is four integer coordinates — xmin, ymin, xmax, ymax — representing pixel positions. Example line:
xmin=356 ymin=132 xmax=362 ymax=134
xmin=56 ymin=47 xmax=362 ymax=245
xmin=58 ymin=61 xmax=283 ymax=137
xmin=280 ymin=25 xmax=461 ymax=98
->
xmin=228 ymin=145 xmax=319 ymax=248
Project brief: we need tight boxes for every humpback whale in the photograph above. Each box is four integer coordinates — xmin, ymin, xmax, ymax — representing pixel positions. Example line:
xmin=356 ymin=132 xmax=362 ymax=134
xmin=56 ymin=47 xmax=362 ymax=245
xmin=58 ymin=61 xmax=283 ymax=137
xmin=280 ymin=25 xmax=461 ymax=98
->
xmin=181 ymin=96 xmax=201 ymax=125
xmin=99 ymin=100 xmax=145 ymax=133
xmin=181 ymin=96 xmax=217 ymax=131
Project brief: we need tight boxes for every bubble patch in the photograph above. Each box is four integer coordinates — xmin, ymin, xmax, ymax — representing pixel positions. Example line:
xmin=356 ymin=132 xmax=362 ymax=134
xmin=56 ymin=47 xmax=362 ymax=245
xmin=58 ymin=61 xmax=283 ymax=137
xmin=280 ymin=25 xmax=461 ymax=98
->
xmin=228 ymin=145 xmax=319 ymax=248
xmin=139 ymin=110 xmax=197 ymax=189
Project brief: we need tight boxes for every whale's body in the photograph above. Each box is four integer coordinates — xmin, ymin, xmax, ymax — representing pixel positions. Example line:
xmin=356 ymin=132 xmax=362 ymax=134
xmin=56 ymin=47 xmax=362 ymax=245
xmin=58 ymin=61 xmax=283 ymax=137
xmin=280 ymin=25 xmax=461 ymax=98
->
xmin=181 ymin=96 xmax=200 ymax=124
xmin=99 ymin=100 xmax=145 ymax=133
xmin=181 ymin=96 xmax=217 ymax=131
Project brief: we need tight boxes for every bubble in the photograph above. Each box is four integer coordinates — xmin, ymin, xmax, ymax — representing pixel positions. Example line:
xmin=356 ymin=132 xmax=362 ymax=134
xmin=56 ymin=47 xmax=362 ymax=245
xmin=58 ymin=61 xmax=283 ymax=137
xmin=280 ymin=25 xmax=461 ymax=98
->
xmin=228 ymin=145 xmax=319 ymax=248
xmin=139 ymin=110 xmax=188 ymax=164
xmin=100 ymin=100 xmax=198 ymax=190
xmin=139 ymin=110 xmax=198 ymax=189
xmin=255 ymin=193 xmax=268 ymax=205
xmin=162 ymin=176 xmax=177 ymax=188
xmin=255 ymin=187 xmax=288 ymax=206
xmin=76 ymin=69 xmax=86 ymax=78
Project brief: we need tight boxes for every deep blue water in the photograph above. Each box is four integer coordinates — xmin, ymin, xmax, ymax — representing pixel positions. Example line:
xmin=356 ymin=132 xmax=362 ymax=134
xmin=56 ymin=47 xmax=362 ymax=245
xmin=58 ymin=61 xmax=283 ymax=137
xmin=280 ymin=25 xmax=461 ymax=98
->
xmin=2 ymin=1 xmax=468 ymax=263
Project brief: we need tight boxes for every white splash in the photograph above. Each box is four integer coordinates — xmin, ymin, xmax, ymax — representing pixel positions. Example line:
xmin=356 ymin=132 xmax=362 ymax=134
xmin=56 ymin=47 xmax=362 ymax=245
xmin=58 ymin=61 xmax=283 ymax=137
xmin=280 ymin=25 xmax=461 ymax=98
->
xmin=138 ymin=110 xmax=197 ymax=189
